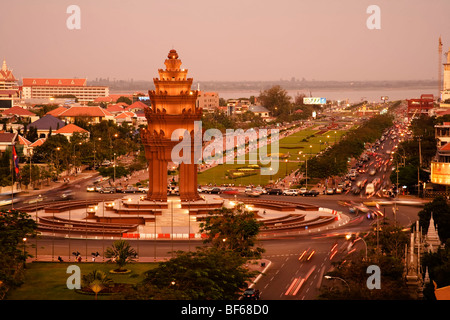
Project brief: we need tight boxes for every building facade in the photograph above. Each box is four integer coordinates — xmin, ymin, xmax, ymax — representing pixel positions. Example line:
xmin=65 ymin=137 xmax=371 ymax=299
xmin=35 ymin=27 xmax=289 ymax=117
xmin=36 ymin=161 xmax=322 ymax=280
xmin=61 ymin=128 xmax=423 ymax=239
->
xmin=22 ymin=78 xmax=109 ymax=104
xmin=0 ymin=59 xmax=20 ymax=109
xmin=196 ymin=91 xmax=219 ymax=112
xmin=431 ymin=122 xmax=450 ymax=185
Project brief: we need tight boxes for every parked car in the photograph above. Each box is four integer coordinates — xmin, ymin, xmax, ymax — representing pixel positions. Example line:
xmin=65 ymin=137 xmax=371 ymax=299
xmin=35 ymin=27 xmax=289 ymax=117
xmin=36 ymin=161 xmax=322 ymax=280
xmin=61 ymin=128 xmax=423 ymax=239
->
xmin=208 ymin=187 xmax=221 ymax=194
xmin=100 ymin=186 xmax=116 ymax=194
xmin=138 ymin=186 xmax=149 ymax=193
xmin=95 ymin=185 xmax=103 ymax=192
xmin=124 ymin=186 xmax=138 ymax=193
xmin=266 ymin=188 xmax=283 ymax=195
xmin=304 ymin=189 xmax=319 ymax=197
xmin=298 ymin=187 xmax=308 ymax=195
xmin=86 ymin=185 xmax=95 ymax=192
xmin=283 ymin=189 xmax=298 ymax=196
xmin=115 ymin=185 xmax=124 ymax=193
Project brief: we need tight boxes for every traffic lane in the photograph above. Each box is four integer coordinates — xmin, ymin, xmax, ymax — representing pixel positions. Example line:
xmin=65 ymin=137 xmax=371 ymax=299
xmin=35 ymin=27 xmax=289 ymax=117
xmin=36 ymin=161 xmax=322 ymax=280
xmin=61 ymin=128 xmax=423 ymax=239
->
xmin=258 ymin=236 xmax=350 ymax=300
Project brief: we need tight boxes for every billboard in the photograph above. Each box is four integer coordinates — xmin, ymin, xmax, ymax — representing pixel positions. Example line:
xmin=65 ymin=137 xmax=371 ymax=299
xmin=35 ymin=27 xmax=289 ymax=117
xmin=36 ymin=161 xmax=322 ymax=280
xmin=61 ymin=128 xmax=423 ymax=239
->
xmin=303 ymin=97 xmax=326 ymax=105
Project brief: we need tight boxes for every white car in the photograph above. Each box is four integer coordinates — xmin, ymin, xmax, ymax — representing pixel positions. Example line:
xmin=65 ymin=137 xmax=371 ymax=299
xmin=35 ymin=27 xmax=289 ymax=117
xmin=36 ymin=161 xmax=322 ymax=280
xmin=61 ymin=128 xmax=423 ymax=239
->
xmin=283 ymin=189 xmax=299 ymax=196
xmin=299 ymin=187 xmax=307 ymax=195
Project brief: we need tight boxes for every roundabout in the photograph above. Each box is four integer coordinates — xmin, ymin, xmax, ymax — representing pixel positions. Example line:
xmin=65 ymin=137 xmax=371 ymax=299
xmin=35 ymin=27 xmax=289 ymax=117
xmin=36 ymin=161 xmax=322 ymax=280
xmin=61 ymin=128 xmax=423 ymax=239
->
xmin=17 ymin=193 xmax=350 ymax=241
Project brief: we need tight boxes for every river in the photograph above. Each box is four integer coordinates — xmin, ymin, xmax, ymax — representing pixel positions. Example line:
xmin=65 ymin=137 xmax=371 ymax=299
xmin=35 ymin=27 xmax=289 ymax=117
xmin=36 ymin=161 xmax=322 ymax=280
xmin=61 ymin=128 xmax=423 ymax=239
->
xmin=217 ymin=87 xmax=439 ymax=104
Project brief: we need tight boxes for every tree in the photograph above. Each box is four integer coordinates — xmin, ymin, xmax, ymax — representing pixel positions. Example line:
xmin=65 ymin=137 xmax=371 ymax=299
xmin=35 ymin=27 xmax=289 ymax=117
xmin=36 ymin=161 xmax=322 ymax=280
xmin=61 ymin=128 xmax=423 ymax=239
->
xmin=0 ymin=209 xmax=37 ymax=297
xmin=422 ymin=241 xmax=450 ymax=300
xmin=418 ymin=196 xmax=450 ymax=244
xmin=0 ymin=148 xmax=12 ymax=187
xmin=105 ymin=240 xmax=137 ymax=272
xmin=121 ymin=247 xmax=257 ymax=300
xmin=116 ymin=96 xmax=132 ymax=105
xmin=18 ymin=164 xmax=41 ymax=189
xmin=82 ymin=270 xmax=114 ymax=300
xmin=199 ymin=204 xmax=265 ymax=259
xmin=258 ymin=85 xmax=292 ymax=118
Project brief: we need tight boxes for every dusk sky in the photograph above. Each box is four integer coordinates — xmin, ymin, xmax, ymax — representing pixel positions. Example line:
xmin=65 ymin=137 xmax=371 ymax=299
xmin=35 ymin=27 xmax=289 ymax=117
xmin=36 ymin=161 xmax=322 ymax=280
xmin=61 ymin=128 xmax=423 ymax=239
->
xmin=2 ymin=0 xmax=450 ymax=82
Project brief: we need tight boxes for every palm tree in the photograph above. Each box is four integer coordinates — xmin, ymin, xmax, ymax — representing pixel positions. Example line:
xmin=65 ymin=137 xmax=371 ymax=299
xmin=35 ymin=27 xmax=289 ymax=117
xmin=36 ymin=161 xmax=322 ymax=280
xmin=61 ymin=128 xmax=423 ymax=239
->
xmin=105 ymin=240 xmax=137 ymax=272
xmin=82 ymin=270 xmax=113 ymax=300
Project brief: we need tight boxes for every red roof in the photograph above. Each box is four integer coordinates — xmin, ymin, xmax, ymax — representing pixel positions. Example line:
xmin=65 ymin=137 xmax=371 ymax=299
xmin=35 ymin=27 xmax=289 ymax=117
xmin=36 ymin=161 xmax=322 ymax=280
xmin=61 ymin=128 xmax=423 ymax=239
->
xmin=30 ymin=138 xmax=46 ymax=147
xmin=94 ymin=96 xmax=114 ymax=103
xmin=115 ymin=111 xmax=135 ymax=119
xmin=106 ymin=104 xmax=125 ymax=113
xmin=1 ymin=106 xmax=35 ymax=116
xmin=125 ymin=101 xmax=147 ymax=111
xmin=18 ymin=135 xmax=32 ymax=146
xmin=45 ymin=106 xmax=69 ymax=117
xmin=22 ymin=78 xmax=87 ymax=87
xmin=440 ymin=143 xmax=450 ymax=152
xmin=55 ymin=123 xmax=88 ymax=134
xmin=59 ymin=106 xmax=113 ymax=117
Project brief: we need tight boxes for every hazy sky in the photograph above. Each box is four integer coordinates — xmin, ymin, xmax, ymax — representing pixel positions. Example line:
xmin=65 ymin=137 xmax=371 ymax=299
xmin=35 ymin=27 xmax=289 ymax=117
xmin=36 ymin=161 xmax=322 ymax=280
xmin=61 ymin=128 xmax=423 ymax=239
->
xmin=1 ymin=0 xmax=450 ymax=82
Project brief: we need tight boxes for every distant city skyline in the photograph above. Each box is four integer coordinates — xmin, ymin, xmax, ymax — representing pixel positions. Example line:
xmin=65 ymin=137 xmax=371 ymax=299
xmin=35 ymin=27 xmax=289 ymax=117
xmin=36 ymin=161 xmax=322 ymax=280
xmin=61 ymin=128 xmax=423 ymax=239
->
xmin=1 ymin=0 xmax=450 ymax=82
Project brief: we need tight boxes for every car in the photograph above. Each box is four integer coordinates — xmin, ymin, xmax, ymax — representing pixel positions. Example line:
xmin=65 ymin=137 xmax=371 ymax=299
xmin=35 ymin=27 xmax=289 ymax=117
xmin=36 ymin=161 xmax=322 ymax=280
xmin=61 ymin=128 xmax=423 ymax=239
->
xmin=95 ymin=185 xmax=103 ymax=192
xmin=60 ymin=191 xmax=74 ymax=200
xmin=266 ymin=188 xmax=283 ymax=195
xmin=246 ymin=189 xmax=262 ymax=197
xmin=138 ymin=186 xmax=149 ymax=193
xmin=115 ymin=185 xmax=124 ymax=193
xmin=283 ymin=189 xmax=298 ymax=196
xmin=223 ymin=188 xmax=239 ymax=195
xmin=304 ymin=189 xmax=319 ymax=197
xmin=100 ymin=186 xmax=116 ymax=194
xmin=369 ymin=169 xmax=376 ymax=176
xmin=298 ymin=249 xmax=315 ymax=262
xmin=208 ymin=187 xmax=221 ymax=194
xmin=326 ymin=188 xmax=335 ymax=195
xmin=242 ymin=288 xmax=260 ymax=300
xmin=298 ymin=187 xmax=307 ymax=195
xmin=124 ymin=186 xmax=138 ymax=193
xmin=255 ymin=187 xmax=266 ymax=194
xmin=86 ymin=185 xmax=95 ymax=192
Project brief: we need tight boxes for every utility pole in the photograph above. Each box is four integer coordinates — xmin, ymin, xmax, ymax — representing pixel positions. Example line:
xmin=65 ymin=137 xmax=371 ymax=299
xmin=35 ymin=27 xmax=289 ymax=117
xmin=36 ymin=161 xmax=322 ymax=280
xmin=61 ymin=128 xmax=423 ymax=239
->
xmin=439 ymin=36 xmax=443 ymax=99
xmin=418 ymin=136 xmax=422 ymax=197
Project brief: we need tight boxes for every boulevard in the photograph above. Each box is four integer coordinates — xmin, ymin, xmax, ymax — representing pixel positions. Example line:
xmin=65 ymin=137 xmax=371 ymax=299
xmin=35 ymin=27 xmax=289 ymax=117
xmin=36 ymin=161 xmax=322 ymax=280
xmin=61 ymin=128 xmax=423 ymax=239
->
xmin=13 ymin=101 xmax=427 ymax=300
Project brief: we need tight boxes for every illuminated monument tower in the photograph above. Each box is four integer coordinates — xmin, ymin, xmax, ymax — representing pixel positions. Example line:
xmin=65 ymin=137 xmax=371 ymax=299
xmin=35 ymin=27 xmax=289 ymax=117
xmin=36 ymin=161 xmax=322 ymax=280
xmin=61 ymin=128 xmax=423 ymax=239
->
xmin=141 ymin=49 xmax=202 ymax=202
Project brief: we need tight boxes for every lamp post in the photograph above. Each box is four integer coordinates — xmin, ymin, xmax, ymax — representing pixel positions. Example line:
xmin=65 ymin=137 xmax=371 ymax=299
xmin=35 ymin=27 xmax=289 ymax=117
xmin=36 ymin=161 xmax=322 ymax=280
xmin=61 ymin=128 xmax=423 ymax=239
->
xmin=302 ymin=155 xmax=308 ymax=189
xmin=113 ymin=152 xmax=116 ymax=185
xmin=285 ymin=159 xmax=288 ymax=177
xmin=22 ymin=237 xmax=27 ymax=268
xmin=324 ymin=276 xmax=350 ymax=291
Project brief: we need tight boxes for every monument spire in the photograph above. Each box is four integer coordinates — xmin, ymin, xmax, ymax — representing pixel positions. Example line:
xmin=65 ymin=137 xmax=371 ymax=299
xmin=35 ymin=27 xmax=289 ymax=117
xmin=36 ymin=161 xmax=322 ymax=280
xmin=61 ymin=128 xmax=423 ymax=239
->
xmin=142 ymin=49 xmax=202 ymax=202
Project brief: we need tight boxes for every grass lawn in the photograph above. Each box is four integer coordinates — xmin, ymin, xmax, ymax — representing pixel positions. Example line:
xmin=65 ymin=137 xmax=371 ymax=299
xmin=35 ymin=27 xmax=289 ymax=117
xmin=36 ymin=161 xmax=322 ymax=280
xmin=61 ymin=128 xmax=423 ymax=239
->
xmin=197 ymin=129 xmax=346 ymax=186
xmin=7 ymin=262 xmax=157 ymax=300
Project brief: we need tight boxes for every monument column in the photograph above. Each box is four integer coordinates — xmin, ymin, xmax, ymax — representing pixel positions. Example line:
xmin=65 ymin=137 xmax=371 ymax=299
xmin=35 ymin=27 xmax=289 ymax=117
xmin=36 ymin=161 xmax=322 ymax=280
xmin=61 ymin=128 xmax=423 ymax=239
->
xmin=141 ymin=49 xmax=202 ymax=202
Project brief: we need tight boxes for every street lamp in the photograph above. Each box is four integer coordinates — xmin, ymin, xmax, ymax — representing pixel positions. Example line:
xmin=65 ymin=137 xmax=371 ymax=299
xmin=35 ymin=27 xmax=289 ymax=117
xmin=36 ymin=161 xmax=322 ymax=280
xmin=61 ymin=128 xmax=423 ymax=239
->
xmin=22 ymin=237 xmax=27 ymax=268
xmin=324 ymin=276 xmax=350 ymax=290
xmin=285 ymin=159 xmax=288 ymax=177
xmin=113 ymin=152 xmax=116 ymax=184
